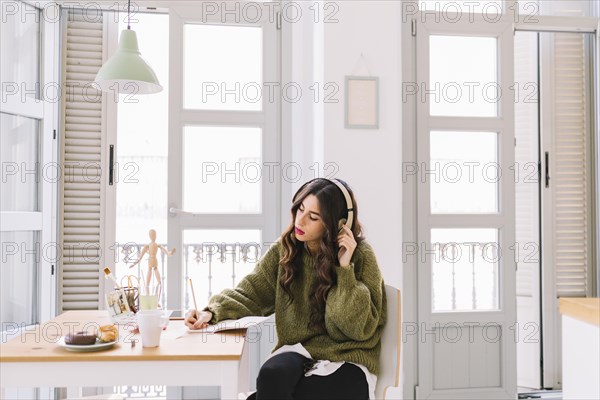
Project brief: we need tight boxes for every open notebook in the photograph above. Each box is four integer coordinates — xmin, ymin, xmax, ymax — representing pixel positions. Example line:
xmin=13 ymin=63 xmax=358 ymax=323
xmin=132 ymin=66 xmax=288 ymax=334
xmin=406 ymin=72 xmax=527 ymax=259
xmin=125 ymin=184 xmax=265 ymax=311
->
xmin=188 ymin=315 xmax=271 ymax=333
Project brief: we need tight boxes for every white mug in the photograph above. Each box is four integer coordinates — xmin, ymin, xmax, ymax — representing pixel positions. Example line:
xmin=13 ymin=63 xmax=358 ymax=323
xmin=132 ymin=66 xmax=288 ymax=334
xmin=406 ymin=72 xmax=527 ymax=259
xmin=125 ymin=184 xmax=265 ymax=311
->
xmin=137 ymin=310 xmax=168 ymax=347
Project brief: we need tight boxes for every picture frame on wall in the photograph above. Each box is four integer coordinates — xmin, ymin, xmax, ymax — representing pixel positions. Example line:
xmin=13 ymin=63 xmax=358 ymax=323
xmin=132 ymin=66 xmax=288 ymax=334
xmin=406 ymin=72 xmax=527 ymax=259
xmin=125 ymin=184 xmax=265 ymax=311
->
xmin=345 ymin=76 xmax=379 ymax=129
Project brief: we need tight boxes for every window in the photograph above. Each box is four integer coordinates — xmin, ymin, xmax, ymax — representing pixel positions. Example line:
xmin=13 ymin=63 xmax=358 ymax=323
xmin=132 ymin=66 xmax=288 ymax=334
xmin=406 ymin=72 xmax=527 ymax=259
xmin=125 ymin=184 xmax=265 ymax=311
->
xmin=113 ymin=12 xmax=170 ymax=300
xmin=102 ymin=5 xmax=282 ymax=315
xmin=1 ymin=1 xmax=58 ymax=331
xmin=1 ymin=114 xmax=41 ymax=326
xmin=166 ymin=6 xmax=280 ymax=310
xmin=183 ymin=24 xmax=263 ymax=111
xmin=429 ymin=36 xmax=498 ymax=117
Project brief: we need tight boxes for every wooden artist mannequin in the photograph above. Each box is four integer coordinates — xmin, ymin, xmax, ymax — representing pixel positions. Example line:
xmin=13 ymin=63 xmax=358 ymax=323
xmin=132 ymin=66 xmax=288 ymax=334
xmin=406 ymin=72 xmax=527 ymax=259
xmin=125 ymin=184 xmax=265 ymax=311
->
xmin=129 ymin=229 xmax=176 ymax=292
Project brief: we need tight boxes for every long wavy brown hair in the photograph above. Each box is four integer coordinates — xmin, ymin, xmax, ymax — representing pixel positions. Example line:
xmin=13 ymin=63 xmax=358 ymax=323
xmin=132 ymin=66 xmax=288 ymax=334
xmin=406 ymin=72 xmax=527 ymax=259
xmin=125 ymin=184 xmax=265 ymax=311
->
xmin=279 ymin=178 xmax=364 ymax=331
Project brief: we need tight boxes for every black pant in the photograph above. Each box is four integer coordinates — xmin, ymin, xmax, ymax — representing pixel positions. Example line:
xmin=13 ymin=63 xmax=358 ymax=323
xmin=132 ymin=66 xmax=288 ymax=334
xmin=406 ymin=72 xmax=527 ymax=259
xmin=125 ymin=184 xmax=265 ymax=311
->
xmin=246 ymin=352 xmax=369 ymax=400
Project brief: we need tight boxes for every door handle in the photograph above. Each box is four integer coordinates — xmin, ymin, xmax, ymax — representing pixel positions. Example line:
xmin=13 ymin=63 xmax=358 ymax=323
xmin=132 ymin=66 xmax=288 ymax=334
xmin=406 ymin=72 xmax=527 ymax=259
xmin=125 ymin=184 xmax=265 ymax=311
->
xmin=109 ymin=144 xmax=114 ymax=185
xmin=545 ymin=151 xmax=550 ymax=188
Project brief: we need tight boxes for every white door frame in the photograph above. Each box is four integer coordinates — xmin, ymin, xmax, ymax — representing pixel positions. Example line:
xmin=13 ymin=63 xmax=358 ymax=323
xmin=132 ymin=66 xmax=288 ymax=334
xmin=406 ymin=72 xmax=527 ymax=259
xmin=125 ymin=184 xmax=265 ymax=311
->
xmin=0 ymin=2 xmax=60 ymax=326
xmin=402 ymin=2 xmax=516 ymax=398
xmin=414 ymin=13 xmax=516 ymax=399
xmin=167 ymin=5 xmax=281 ymax=310
xmin=512 ymin=14 xmax=598 ymax=389
xmin=403 ymin=3 xmax=599 ymax=398
xmin=513 ymin=29 xmax=542 ymax=390
xmin=1 ymin=3 xmax=59 ymax=398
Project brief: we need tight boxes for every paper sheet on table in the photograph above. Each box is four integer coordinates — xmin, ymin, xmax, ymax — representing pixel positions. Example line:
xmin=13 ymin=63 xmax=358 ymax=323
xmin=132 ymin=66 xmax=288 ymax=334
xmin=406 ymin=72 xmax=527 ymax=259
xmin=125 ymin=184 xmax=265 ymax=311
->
xmin=187 ymin=316 xmax=270 ymax=333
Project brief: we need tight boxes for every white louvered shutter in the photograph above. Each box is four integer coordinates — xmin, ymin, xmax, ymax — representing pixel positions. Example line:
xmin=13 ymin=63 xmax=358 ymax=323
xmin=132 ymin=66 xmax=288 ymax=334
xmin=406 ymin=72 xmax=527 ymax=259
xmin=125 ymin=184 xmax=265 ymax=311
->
xmin=59 ymin=9 xmax=105 ymax=311
xmin=551 ymin=32 xmax=592 ymax=298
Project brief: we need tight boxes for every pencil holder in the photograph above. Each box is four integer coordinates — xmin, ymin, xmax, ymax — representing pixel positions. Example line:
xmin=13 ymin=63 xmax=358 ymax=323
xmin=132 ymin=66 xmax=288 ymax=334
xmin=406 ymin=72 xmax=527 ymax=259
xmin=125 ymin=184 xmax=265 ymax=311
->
xmin=120 ymin=275 xmax=141 ymax=313
xmin=122 ymin=286 xmax=139 ymax=313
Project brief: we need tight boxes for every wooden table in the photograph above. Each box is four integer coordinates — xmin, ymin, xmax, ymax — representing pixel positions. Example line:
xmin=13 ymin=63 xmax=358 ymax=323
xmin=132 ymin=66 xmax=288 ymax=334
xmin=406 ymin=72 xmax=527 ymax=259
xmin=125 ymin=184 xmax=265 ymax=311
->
xmin=0 ymin=311 xmax=249 ymax=399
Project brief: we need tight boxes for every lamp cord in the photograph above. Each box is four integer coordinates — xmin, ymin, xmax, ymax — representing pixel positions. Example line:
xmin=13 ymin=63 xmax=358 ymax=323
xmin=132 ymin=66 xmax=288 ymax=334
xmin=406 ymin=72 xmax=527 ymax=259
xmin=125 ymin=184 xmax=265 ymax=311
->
xmin=127 ymin=0 xmax=131 ymax=30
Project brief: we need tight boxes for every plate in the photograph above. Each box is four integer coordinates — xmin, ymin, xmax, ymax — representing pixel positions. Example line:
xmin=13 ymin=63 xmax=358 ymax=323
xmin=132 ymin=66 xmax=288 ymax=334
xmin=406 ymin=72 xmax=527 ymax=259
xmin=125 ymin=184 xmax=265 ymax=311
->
xmin=57 ymin=337 xmax=118 ymax=352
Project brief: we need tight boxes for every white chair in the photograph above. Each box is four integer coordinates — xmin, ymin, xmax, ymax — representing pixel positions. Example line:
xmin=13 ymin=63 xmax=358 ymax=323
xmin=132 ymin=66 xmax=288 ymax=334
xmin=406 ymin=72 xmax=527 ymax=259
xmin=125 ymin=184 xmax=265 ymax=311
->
xmin=375 ymin=284 xmax=402 ymax=399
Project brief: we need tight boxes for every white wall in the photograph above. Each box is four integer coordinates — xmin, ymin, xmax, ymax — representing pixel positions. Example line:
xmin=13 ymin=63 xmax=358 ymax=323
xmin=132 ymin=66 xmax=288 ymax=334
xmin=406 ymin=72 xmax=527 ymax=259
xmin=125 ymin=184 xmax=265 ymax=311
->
xmin=280 ymin=1 xmax=325 ymax=233
xmin=323 ymin=1 xmax=404 ymax=287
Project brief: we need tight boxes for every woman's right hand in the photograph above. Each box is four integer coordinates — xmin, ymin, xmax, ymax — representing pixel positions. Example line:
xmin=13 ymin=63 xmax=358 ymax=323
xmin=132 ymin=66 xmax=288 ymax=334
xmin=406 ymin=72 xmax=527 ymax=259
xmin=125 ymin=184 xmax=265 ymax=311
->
xmin=184 ymin=310 xmax=213 ymax=330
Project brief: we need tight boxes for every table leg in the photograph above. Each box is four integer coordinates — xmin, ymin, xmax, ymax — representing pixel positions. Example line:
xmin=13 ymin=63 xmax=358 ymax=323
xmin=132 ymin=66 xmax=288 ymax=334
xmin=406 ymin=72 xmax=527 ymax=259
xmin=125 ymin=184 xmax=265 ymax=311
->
xmin=220 ymin=361 xmax=239 ymax=400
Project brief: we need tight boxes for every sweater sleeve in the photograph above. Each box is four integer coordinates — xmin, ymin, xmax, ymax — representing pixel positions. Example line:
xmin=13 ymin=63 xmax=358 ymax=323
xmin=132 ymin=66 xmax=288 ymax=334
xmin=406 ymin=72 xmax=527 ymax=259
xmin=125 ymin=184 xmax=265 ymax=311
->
xmin=324 ymin=242 xmax=384 ymax=341
xmin=203 ymin=242 xmax=280 ymax=324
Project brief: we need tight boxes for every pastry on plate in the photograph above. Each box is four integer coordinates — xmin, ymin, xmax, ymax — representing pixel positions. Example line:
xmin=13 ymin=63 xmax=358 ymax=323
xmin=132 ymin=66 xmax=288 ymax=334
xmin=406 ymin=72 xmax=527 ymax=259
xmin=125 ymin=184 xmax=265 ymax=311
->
xmin=65 ymin=331 xmax=97 ymax=345
xmin=98 ymin=324 xmax=118 ymax=342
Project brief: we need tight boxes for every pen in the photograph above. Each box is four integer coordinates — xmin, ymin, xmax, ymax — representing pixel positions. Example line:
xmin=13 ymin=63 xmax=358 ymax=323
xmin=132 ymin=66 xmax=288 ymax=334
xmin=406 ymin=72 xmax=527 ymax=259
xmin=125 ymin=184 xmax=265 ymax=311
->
xmin=188 ymin=278 xmax=199 ymax=316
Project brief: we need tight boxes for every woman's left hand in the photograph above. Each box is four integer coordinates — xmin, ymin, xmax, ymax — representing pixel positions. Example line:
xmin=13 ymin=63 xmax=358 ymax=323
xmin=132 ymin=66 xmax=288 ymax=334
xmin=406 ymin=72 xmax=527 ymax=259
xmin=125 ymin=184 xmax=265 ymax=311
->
xmin=337 ymin=225 xmax=357 ymax=268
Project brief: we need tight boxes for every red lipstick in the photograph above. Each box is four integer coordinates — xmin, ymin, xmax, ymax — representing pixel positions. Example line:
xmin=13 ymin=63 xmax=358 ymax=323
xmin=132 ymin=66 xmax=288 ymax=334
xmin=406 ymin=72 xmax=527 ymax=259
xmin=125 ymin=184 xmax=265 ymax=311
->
xmin=295 ymin=227 xmax=305 ymax=235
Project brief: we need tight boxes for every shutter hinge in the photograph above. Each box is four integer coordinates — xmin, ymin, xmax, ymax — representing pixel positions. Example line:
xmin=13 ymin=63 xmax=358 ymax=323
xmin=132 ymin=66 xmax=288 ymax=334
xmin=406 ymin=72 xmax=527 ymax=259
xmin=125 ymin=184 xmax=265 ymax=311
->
xmin=53 ymin=129 xmax=57 ymax=140
xmin=414 ymin=385 xmax=420 ymax=398
xmin=276 ymin=11 xmax=281 ymax=30
xmin=51 ymin=265 xmax=55 ymax=275
xmin=411 ymin=19 xmax=417 ymax=36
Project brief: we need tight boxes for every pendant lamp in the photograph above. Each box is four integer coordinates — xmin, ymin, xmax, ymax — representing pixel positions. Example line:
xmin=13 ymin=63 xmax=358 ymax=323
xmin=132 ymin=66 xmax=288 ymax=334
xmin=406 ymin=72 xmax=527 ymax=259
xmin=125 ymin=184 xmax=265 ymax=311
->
xmin=94 ymin=0 xmax=162 ymax=94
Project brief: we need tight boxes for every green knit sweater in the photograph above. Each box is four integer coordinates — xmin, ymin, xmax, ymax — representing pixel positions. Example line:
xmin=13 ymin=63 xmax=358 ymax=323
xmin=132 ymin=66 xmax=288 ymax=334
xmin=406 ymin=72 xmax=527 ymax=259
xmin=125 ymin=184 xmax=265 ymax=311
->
xmin=204 ymin=240 xmax=386 ymax=375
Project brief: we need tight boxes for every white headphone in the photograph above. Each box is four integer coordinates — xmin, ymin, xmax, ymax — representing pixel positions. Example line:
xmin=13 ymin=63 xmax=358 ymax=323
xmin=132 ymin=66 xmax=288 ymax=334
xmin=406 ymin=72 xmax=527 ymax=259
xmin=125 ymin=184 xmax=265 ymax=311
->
xmin=293 ymin=178 xmax=354 ymax=231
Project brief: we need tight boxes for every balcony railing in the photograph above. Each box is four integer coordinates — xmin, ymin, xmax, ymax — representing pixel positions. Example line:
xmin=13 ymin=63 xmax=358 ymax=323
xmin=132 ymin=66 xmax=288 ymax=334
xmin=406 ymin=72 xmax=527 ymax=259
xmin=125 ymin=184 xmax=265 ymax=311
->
xmin=114 ymin=242 xmax=261 ymax=310
xmin=116 ymin=241 xmax=498 ymax=313
xmin=432 ymin=241 xmax=499 ymax=312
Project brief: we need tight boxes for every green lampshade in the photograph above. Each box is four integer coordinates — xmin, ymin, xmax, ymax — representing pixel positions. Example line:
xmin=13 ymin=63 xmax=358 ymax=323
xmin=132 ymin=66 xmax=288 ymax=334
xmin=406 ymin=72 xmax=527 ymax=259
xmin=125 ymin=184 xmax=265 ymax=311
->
xmin=94 ymin=29 xmax=163 ymax=94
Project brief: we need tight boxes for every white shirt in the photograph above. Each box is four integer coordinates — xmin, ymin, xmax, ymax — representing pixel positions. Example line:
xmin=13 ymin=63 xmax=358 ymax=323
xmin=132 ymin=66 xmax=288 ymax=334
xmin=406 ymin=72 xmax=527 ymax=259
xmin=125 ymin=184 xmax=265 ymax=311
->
xmin=266 ymin=343 xmax=377 ymax=400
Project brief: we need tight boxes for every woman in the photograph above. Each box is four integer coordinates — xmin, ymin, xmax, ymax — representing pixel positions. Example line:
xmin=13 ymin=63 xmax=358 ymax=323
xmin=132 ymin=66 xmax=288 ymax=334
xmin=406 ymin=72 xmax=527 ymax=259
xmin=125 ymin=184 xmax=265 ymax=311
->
xmin=185 ymin=178 xmax=386 ymax=400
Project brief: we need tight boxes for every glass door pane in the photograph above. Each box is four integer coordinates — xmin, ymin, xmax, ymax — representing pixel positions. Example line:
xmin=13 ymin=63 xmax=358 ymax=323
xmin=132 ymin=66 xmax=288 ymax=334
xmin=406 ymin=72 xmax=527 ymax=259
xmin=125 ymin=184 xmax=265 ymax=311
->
xmin=114 ymin=13 xmax=170 ymax=293
xmin=0 ymin=113 xmax=39 ymax=212
xmin=431 ymin=229 xmax=500 ymax=311
xmin=430 ymin=131 xmax=499 ymax=213
xmin=183 ymin=126 xmax=262 ymax=213
xmin=0 ymin=231 xmax=38 ymax=326
xmin=0 ymin=6 xmax=40 ymax=99
xmin=430 ymin=35 xmax=498 ymax=117
xmin=183 ymin=229 xmax=261 ymax=308
xmin=184 ymin=24 xmax=263 ymax=111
